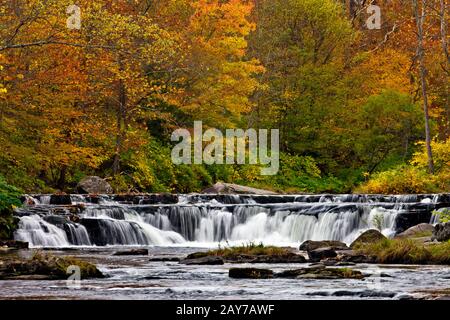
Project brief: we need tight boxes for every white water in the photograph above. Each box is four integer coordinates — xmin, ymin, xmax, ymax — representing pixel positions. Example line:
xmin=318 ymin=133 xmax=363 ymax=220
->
xmin=14 ymin=215 xmax=70 ymax=247
xmin=14 ymin=193 xmax=447 ymax=248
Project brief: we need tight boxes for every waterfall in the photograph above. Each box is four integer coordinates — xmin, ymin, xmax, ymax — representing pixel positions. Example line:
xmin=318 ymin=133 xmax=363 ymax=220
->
xmin=13 ymin=193 xmax=450 ymax=247
xmin=14 ymin=215 xmax=70 ymax=247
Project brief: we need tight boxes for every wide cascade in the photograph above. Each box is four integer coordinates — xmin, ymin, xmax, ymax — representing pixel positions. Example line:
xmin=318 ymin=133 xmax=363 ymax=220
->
xmin=13 ymin=193 xmax=450 ymax=247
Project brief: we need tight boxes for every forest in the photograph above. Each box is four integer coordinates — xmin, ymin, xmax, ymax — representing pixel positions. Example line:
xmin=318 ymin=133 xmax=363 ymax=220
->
xmin=0 ymin=0 xmax=449 ymax=196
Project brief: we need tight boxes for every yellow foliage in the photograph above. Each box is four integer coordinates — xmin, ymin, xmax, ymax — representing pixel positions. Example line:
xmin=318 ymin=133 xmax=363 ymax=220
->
xmin=358 ymin=139 xmax=450 ymax=194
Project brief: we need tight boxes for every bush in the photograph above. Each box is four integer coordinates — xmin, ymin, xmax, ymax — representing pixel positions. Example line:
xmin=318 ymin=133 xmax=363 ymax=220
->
xmin=357 ymin=139 xmax=450 ymax=194
xmin=0 ymin=176 xmax=21 ymax=239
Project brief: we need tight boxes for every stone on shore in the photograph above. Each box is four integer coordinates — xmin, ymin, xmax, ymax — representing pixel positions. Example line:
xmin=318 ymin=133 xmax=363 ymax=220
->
xmin=202 ymin=182 xmax=277 ymax=195
xmin=76 ymin=176 xmax=113 ymax=194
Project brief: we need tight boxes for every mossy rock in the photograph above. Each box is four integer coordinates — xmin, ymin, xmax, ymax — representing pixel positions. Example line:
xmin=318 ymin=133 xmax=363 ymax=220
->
xmin=0 ymin=252 xmax=104 ymax=280
xmin=350 ymin=229 xmax=387 ymax=249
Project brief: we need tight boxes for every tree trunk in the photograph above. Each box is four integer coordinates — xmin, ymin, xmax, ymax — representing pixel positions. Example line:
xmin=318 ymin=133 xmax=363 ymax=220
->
xmin=57 ymin=166 xmax=67 ymax=190
xmin=439 ymin=0 xmax=449 ymax=139
xmin=112 ymin=77 xmax=127 ymax=175
xmin=414 ymin=0 xmax=435 ymax=174
xmin=440 ymin=0 xmax=449 ymax=64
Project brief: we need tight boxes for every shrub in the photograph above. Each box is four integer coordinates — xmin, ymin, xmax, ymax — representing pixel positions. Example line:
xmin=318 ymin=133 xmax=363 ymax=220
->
xmin=0 ymin=176 xmax=21 ymax=239
xmin=357 ymin=138 xmax=450 ymax=194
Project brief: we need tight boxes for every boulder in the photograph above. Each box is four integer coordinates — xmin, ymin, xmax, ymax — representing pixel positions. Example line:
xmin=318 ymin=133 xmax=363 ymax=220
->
xmin=432 ymin=222 xmax=450 ymax=242
xmin=229 ymin=268 xmax=274 ymax=279
xmin=350 ymin=229 xmax=387 ymax=248
xmin=0 ymin=252 xmax=104 ymax=280
xmin=395 ymin=223 xmax=434 ymax=239
xmin=76 ymin=176 xmax=113 ymax=194
xmin=307 ymin=247 xmax=337 ymax=262
xmin=180 ymin=256 xmax=224 ymax=265
xmin=113 ymin=249 xmax=148 ymax=256
xmin=300 ymin=240 xmax=348 ymax=252
xmin=202 ymin=182 xmax=277 ymax=195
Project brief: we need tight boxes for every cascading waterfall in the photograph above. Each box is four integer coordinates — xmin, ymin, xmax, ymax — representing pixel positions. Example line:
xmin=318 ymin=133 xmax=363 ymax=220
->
xmin=14 ymin=215 xmax=70 ymax=247
xmin=13 ymin=193 xmax=450 ymax=247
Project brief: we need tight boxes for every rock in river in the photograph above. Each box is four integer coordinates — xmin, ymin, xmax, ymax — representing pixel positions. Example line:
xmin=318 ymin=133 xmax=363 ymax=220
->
xmin=229 ymin=268 xmax=274 ymax=279
xmin=307 ymin=247 xmax=337 ymax=262
xmin=113 ymin=249 xmax=149 ymax=256
xmin=350 ymin=229 xmax=387 ymax=248
xmin=180 ymin=256 xmax=224 ymax=265
xmin=300 ymin=240 xmax=348 ymax=252
xmin=276 ymin=265 xmax=365 ymax=280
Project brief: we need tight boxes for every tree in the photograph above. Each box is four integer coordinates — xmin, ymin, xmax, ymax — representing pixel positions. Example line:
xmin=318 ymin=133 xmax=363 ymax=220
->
xmin=413 ymin=0 xmax=434 ymax=173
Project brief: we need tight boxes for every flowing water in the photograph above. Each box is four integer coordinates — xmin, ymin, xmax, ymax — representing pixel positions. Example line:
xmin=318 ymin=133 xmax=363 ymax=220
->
xmin=13 ymin=193 xmax=450 ymax=247
xmin=0 ymin=247 xmax=449 ymax=300
xmin=2 ymin=193 xmax=449 ymax=300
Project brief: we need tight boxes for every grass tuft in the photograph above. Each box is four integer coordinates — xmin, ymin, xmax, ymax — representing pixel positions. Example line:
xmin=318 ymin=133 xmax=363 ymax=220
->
xmin=355 ymin=239 xmax=450 ymax=265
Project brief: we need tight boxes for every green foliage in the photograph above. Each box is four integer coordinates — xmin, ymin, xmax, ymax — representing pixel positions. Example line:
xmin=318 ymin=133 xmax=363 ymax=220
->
xmin=356 ymin=90 xmax=423 ymax=173
xmin=433 ymin=209 xmax=450 ymax=223
xmin=0 ymin=175 xmax=21 ymax=239
xmin=371 ymin=214 xmax=385 ymax=231
xmin=0 ymin=175 xmax=21 ymax=212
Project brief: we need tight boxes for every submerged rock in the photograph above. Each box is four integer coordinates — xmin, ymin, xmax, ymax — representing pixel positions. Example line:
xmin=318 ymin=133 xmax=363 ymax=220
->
xmin=432 ymin=222 xmax=450 ymax=242
xmin=229 ymin=268 xmax=274 ymax=279
xmin=180 ymin=256 xmax=224 ymax=265
xmin=299 ymin=240 xmax=348 ymax=252
xmin=76 ymin=176 xmax=113 ymax=194
xmin=350 ymin=229 xmax=387 ymax=248
xmin=149 ymin=256 xmax=181 ymax=262
xmin=113 ymin=249 xmax=149 ymax=256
